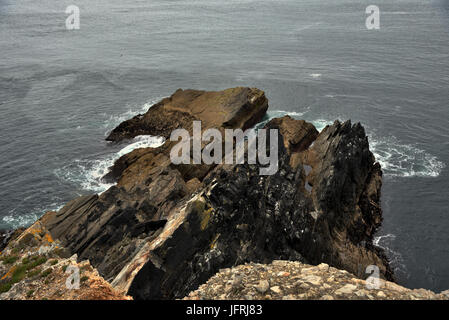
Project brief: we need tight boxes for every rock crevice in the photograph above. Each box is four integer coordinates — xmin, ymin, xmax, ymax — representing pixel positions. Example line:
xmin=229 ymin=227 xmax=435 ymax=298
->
xmin=36 ymin=87 xmax=392 ymax=299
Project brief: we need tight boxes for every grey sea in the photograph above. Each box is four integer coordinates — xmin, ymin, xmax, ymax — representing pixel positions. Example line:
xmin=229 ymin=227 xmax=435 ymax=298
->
xmin=1 ymin=0 xmax=448 ymax=292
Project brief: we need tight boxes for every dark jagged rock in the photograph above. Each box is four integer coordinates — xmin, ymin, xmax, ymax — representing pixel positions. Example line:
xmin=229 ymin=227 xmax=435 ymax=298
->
xmin=0 ymin=230 xmax=8 ymax=252
xmin=0 ymin=228 xmax=25 ymax=252
xmin=42 ymin=87 xmax=269 ymax=284
xmin=40 ymin=87 xmax=392 ymax=300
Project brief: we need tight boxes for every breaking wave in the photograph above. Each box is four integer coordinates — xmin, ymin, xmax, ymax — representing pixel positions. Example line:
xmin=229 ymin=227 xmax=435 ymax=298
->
xmin=55 ymin=99 xmax=166 ymax=194
xmin=1 ymin=202 xmax=64 ymax=230
xmin=369 ymin=136 xmax=445 ymax=178
xmin=255 ymin=110 xmax=306 ymax=129
xmin=101 ymin=98 xmax=162 ymax=135
xmin=54 ymin=135 xmax=165 ymax=194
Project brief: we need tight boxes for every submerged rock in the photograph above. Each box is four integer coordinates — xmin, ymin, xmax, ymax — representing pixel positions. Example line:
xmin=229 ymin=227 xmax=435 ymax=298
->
xmin=37 ymin=87 xmax=392 ymax=299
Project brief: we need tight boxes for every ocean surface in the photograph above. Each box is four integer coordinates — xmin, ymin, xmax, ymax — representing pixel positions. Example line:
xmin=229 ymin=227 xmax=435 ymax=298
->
xmin=1 ymin=0 xmax=448 ymax=292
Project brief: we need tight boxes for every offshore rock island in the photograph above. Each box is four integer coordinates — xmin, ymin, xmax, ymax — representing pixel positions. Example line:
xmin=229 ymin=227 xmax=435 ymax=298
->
xmin=0 ymin=87 xmax=445 ymax=300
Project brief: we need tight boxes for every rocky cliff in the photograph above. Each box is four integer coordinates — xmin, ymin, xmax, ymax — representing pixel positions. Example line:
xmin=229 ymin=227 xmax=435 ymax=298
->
xmin=1 ymin=87 xmax=394 ymax=300
xmin=185 ymin=261 xmax=449 ymax=300
xmin=0 ymin=221 xmax=130 ymax=300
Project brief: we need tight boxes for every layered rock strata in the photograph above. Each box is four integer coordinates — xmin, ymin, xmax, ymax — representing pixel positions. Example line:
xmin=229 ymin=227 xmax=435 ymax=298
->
xmin=11 ymin=87 xmax=392 ymax=299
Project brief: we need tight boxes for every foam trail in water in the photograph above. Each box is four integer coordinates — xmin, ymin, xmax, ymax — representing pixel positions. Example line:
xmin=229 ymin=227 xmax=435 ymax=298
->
xmin=373 ymin=233 xmax=408 ymax=279
xmin=102 ymin=98 xmax=163 ymax=135
xmin=55 ymin=98 xmax=165 ymax=193
xmin=55 ymin=135 xmax=165 ymax=194
xmin=256 ymin=111 xmax=445 ymax=178
xmin=55 ymin=98 xmax=167 ymax=193
xmin=117 ymin=135 xmax=165 ymax=158
xmin=1 ymin=203 xmax=64 ymax=230
xmin=369 ymin=136 xmax=445 ymax=178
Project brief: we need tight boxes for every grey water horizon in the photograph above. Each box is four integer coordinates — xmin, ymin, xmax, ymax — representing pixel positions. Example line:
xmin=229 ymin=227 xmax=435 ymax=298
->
xmin=1 ymin=0 xmax=448 ymax=292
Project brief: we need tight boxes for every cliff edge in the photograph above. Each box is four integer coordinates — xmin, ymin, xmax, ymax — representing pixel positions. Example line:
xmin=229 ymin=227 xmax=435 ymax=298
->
xmin=1 ymin=87 xmax=400 ymax=300
xmin=185 ymin=261 xmax=449 ymax=300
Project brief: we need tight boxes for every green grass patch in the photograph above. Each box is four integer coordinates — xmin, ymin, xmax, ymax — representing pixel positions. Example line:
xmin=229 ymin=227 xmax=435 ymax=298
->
xmin=11 ymin=265 xmax=27 ymax=283
xmin=26 ymin=289 xmax=34 ymax=298
xmin=0 ymin=283 xmax=12 ymax=294
xmin=0 ymin=254 xmax=50 ymax=293
xmin=24 ymin=256 xmax=47 ymax=270
xmin=27 ymin=268 xmax=42 ymax=278
xmin=49 ymin=259 xmax=58 ymax=266
xmin=41 ymin=268 xmax=52 ymax=278
xmin=1 ymin=255 xmax=19 ymax=265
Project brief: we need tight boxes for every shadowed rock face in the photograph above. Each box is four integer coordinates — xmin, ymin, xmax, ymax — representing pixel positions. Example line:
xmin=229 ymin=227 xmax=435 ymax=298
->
xmin=0 ymin=229 xmax=25 ymax=253
xmin=41 ymin=87 xmax=392 ymax=300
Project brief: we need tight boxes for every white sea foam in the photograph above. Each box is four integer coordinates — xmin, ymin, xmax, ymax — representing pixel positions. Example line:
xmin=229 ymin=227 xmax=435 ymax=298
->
xmin=55 ymin=98 xmax=166 ymax=194
xmin=255 ymin=110 xmax=305 ymax=129
xmin=369 ymin=136 xmax=445 ymax=178
xmin=55 ymin=135 xmax=165 ymax=194
xmin=102 ymin=98 xmax=163 ymax=135
xmin=373 ymin=233 xmax=396 ymax=247
xmin=1 ymin=203 xmax=64 ymax=229
xmin=256 ymin=111 xmax=445 ymax=178
xmin=117 ymin=135 xmax=165 ymax=158
xmin=310 ymin=119 xmax=331 ymax=132
xmin=83 ymin=135 xmax=165 ymax=192
xmin=2 ymin=210 xmax=39 ymax=229
xmin=373 ymin=233 xmax=408 ymax=278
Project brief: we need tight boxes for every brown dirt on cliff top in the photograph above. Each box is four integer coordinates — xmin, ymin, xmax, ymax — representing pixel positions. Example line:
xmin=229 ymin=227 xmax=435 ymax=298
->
xmin=0 ymin=221 xmax=131 ymax=300
xmin=185 ymin=260 xmax=449 ymax=300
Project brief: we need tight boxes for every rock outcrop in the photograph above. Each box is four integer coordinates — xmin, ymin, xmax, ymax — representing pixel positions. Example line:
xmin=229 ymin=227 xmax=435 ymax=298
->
xmin=105 ymin=87 xmax=268 ymax=142
xmin=185 ymin=261 xmax=448 ymax=300
xmin=0 ymin=221 xmax=130 ymax=300
xmin=0 ymin=228 xmax=25 ymax=253
xmin=16 ymin=87 xmax=392 ymax=300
